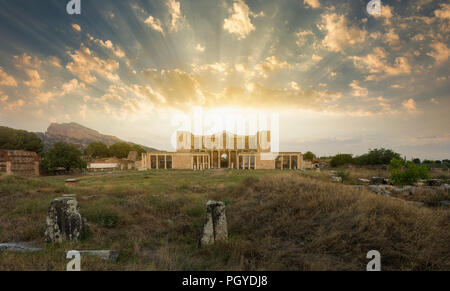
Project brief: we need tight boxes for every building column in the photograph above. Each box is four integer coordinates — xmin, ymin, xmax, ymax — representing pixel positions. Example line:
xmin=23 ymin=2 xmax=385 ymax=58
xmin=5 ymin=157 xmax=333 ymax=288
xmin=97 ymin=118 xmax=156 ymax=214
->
xmin=156 ymin=155 xmax=159 ymax=169
xmin=289 ymin=156 xmax=292 ymax=170
xmin=164 ymin=155 xmax=167 ymax=169
xmin=6 ymin=161 xmax=11 ymax=174
xmin=218 ymin=150 xmax=221 ymax=169
xmin=281 ymin=156 xmax=284 ymax=170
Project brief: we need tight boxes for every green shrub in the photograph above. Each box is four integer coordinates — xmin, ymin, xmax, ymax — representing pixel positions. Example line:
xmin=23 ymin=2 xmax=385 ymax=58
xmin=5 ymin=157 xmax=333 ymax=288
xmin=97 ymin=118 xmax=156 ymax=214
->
xmin=354 ymin=148 xmax=401 ymax=165
xmin=336 ymin=170 xmax=350 ymax=182
xmin=388 ymin=158 xmax=430 ymax=186
xmin=330 ymin=154 xmax=354 ymax=167
xmin=82 ymin=203 xmax=119 ymax=228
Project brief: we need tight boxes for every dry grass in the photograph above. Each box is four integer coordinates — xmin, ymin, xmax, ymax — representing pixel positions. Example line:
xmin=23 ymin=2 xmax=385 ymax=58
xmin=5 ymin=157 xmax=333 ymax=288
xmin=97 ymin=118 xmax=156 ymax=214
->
xmin=225 ymin=174 xmax=450 ymax=270
xmin=0 ymin=171 xmax=448 ymax=270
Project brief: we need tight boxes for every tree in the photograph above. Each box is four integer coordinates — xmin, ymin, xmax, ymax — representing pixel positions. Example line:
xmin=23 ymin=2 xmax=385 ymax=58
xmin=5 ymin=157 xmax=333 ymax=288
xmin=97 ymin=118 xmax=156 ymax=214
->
xmin=85 ymin=142 xmax=110 ymax=158
xmin=388 ymin=158 xmax=430 ymax=186
xmin=130 ymin=144 xmax=146 ymax=155
xmin=354 ymin=148 xmax=401 ymax=165
xmin=109 ymin=142 xmax=132 ymax=159
xmin=0 ymin=126 xmax=44 ymax=152
xmin=303 ymin=151 xmax=316 ymax=161
xmin=41 ymin=142 xmax=86 ymax=173
xmin=330 ymin=154 xmax=354 ymax=167
xmin=412 ymin=158 xmax=421 ymax=164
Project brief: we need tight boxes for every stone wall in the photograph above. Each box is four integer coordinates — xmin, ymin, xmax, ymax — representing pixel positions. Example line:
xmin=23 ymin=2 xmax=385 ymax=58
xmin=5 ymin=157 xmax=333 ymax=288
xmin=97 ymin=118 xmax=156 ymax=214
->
xmin=0 ymin=150 xmax=39 ymax=176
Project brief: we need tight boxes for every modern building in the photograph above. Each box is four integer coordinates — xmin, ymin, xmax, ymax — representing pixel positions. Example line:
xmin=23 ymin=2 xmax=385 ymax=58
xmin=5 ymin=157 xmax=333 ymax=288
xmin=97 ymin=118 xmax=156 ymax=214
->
xmin=141 ymin=131 xmax=305 ymax=170
xmin=87 ymin=157 xmax=136 ymax=171
xmin=0 ymin=150 xmax=40 ymax=176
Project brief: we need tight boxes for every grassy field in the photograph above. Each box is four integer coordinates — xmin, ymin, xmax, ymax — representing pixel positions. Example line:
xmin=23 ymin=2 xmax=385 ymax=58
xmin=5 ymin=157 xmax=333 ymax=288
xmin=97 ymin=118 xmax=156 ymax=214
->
xmin=0 ymin=169 xmax=449 ymax=271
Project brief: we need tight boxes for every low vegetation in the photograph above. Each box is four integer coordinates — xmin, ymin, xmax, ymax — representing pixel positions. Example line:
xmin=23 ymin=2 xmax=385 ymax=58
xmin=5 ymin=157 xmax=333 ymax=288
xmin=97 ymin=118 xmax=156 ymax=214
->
xmin=388 ymin=158 xmax=430 ymax=186
xmin=0 ymin=170 xmax=448 ymax=271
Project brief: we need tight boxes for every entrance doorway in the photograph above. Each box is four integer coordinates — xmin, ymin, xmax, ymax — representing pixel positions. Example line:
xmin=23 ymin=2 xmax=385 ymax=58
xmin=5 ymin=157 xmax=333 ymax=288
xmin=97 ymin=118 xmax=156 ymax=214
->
xmin=220 ymin=153 xmax=229 ymax=168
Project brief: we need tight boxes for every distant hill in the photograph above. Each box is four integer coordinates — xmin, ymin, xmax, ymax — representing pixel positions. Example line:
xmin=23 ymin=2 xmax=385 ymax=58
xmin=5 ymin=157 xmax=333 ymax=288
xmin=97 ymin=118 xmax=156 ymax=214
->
xmin=35 ymin=122 xmax=157 ymax=152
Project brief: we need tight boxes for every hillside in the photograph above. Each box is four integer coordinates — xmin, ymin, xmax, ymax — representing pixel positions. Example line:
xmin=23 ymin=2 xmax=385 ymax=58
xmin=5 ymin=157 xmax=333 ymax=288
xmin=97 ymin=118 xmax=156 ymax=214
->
xmin=0 ymin=170 xmax=448 ymax=271
xmin=35 ymin=122 xmax=157 ymax=152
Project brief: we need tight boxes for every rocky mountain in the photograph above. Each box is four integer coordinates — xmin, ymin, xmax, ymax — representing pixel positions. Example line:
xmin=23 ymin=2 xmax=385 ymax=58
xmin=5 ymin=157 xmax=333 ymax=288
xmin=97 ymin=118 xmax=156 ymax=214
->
xmin=36 ymin=122 xmax=157 ymax=152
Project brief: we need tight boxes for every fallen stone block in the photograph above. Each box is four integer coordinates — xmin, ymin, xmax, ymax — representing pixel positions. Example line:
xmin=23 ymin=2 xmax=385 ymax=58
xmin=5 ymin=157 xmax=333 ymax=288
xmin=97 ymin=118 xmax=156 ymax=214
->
xmin=368 ymin=185 xmax=391 ymax=196
xmin=65 ymin=179 xmax=79 ymax=187
xmin=371 ymin=177 xmax=389 ymax=185
xmin=440 ymin=184 xmax=450 ymax=190
xmin=358 ymin=178 xmax=370 ymax=184
xmin=330 ymin=176 xmax=342 ymax=183
xmin=65 ymin=250 xmax=119 ymax=262
xmin=45 ymin=196 xmax=88 ymax=243
xmin=407 ymin=201 xmax=425 ymax=207
xmin=198 ymin=201 xmax=228 ymax=247
xmin=440 ymin=201 xmax=450 ymax=207
xmin=0 ymin=243 xmax=43 ymax=253
xmin=424 ymin=179 xmax=443 ymax=187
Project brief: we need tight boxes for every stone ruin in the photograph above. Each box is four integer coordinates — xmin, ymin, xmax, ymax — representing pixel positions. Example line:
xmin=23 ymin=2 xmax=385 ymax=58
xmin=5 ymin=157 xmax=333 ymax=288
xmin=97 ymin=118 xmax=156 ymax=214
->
xmin=45 ymin=195 xmax=88 ymax=243
xmin=198 ymin=201 xmax=228 ymax=247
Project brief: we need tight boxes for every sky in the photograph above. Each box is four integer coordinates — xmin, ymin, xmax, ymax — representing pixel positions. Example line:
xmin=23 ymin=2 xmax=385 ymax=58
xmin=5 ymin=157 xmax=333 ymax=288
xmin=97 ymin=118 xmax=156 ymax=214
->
xmin=0 ymin=0 xmax=449 ymax=159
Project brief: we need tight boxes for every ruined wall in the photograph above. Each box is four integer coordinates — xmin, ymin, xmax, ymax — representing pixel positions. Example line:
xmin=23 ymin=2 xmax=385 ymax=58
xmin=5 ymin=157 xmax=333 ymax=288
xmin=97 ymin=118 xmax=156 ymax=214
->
xmin=0 ymin=150 xmax=40 ymax=176
xmin=255 ymin=154 xmax=276 ymax=169
xmin=172 ymin=153 xmax=192 ymax=169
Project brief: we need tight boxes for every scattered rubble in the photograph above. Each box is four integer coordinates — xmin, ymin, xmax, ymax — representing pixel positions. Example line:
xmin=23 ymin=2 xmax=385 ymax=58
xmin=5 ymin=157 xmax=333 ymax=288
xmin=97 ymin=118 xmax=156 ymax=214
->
xmin=370 ymin=177 xmax=389 ymax=185
xmin=65 ymin=250 xmax=119 ymax=262
xmin=424 ymin=179 xmax=443 ymax=187
xmin=0 ymin=243 xmax=43 ymax=253
xmin=65 ymin=179 xmax=79 ymax=187
xmin=358 ymin=178 xmax=370 ymax=184
xmin=368 ymin=185 xmax=391 ymax=196
xmin=440 ymin=201 xmax=450 ymax=207
xmin=407 ymin=201 xmax=425 ymax=207
xmin=330 ymin=176 xmax=342 ymax=183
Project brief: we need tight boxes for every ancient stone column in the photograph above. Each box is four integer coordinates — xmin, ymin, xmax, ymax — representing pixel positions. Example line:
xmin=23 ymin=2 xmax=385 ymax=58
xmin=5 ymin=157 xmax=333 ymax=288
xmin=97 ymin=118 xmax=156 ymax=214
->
xmin=45 ymin=196 xmax=88 ymax=243
xmin=198 ymin=201 xmax=228 ymax=247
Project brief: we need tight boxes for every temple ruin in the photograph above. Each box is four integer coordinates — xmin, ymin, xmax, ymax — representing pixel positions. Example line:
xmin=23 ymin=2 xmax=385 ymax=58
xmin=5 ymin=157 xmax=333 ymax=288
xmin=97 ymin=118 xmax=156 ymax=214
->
xmin=141 ymin=131 xmax=305 ymax=170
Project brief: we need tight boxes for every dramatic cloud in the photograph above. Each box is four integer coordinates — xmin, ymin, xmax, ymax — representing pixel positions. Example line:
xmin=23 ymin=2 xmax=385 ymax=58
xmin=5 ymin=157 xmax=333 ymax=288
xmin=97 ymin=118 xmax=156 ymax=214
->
xmin=304 ymin=0 xmax=320 ymax=9
xmin=72 ymin=23 xmax=81 ymax=32
xmin=61 ymin=79 xmax=86 ymax=96
xmin=402 ymin=98 xmax=418 ymax=113
xmin=89 ymin=35 xmax=126 ymax=58
xmin=144 ymin=16 xmax=164 ymax=34
xmin=23 ymin=69 xmax=43 ymax=88
xmin=66 ymin=45 xmax=120 ymax=83
xmin=434 ymin=3 xmax=450 ymax=19
xmin=223 ymin=0 xmax=255 ymax=40
xmin=427 ymin=41 xmax=450 ymax=64
xmin=0 ymin=67 xmax=18 ymax=87
xmin=295 ymin=30 xmax=313 ymax=47
xmin=350 ymin=80 xmax=368 ymax=97
xmin=255 ymin=56 xmax=292 ymax=77
xmin=167 ymin=0 xmax=183 ymax=31
xmin=320 ymin=13 xmax=367 ymax=53
xmin=351 ymin=47 xmax=411 ymax=79
xmin=1 ymin=0 xmax=449 ymax=159
xmin=195 ymin=44 xmax=205 ymax=52
xmin=14 ymin=53 xmax=42 ymax=69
